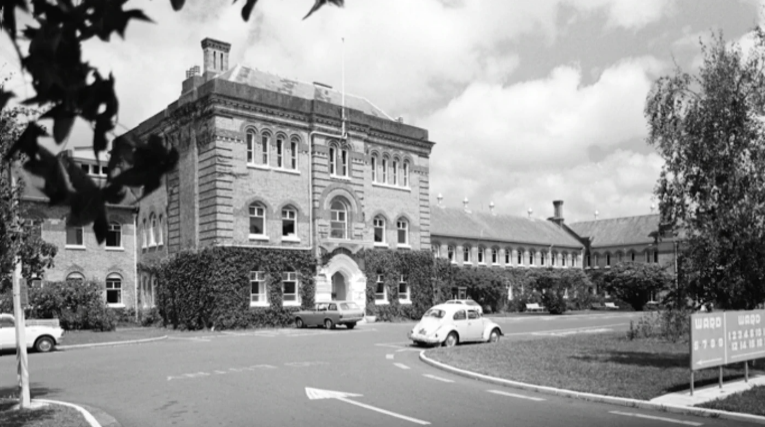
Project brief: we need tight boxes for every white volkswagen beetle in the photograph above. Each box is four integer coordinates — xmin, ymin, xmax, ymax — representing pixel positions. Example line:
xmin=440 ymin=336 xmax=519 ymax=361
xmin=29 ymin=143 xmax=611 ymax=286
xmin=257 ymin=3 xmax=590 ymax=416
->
xmin=408 ymin=304 xmax=502 ymax=347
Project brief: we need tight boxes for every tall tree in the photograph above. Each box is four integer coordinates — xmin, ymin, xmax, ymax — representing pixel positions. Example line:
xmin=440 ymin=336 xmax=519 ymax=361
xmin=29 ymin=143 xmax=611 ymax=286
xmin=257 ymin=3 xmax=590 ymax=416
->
xmin=645 ymin=29 xmax=765 ymax=309
xmin=0 ymin=0 xmax=343 ymax=243
xmin=0 ymin=106 xmax=57 ymax=292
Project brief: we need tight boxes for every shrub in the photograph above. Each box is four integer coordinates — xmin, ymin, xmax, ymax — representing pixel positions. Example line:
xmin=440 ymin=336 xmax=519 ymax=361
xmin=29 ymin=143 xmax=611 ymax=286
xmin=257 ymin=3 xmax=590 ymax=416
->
xmin=602 ymin=262 xmax=672 ymax=311
xmin=157 ymin=247 xmax=315 ymax=330
xmin=626 ymin=307 xmax=691 ymax=342
xmin=23 ymin=280 xmax=116 ymax=331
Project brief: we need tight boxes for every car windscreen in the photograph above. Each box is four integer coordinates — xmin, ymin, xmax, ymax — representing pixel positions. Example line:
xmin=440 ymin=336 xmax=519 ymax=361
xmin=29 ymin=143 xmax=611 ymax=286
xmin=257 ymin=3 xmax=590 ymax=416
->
xmin=340 ymin=302 xmax=360 ymax=311
xmin=423 ymin=309 xmax=445 ymax=319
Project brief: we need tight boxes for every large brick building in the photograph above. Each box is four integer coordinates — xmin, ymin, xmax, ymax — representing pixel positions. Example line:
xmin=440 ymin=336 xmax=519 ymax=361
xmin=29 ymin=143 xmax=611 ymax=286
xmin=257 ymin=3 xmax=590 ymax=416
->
xmin=130 ymin=38 xmax=434 ymax=310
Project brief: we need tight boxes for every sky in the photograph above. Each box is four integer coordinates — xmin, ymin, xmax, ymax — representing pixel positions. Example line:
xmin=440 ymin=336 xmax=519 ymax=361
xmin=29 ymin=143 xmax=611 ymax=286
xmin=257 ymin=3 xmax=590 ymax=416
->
xmin=0 ymin=0 xmax=761 ymax=223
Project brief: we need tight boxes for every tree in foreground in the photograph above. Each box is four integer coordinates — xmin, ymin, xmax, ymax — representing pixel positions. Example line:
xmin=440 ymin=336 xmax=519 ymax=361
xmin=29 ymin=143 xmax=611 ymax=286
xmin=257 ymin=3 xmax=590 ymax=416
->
xmin=0 ymin=105 xmax=57 ymax=292
xmin=601 ymin=262 xmax=670 ymax=311
xmin=0 ymin=0 xmax=342 ymax=243
xmin=645 ymin=29 xmax=765 ymax=310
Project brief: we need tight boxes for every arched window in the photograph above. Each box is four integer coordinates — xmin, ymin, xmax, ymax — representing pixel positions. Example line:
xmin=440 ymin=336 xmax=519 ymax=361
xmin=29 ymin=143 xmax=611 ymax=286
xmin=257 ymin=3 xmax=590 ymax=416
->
xmin=392 ymin=159 xmax=398 ymax=186
xmin=371 ymin=155 xmax=378 ymax=182
xmin=149 ymin=214 xmax=157 ymax=246
xmin=106 ymin=222 xmax=121 ymax=248
xmin=505 ymin=248 xmax=512 ymax=265
xmin=249 ymin=203 xmax=266 ymax=237
xmin=158 ymin=215 xmax=164 ymax=246
xmin=606 ymin=253 xmax=611 ymax=267
xmin=594 ymin=253 xmax=600 ymax=267
xmin=282 ymin=207 xmax=297 ymax=238
xmin=561 ymin=253 xmax=567 ymax=267
xmin=106 ymin=273 xmax=122 ymax=305
xmin=431 ymin=244 xmax=440 ymax=257
xmin=447 ymin=246 xmax=455 ymax=263
xmin=276 ymin=134 xmax=284 ymax=168
xmin=403 ymin=161 xmax=410 ymax=187
xmin=586 ymin=254 xmax=591 ymax=267
xmin=329 ymin=145 xmax=336 ymax=175
xmin=261 ymin=132 xmax=271 ymax=165
xmin=246 ymin=130 xmax=256 ymax=164
xmin=373 ymin=216 xmax=386 ymax=243
xmin=491 ymin=248 xmax=498 ymax=264
xmin=142 ymin=218 xmax=147 ymax=249
xmin=540 ymin=251 xmax=546 ymax=266
xmin=381 ymin=157 xmax=389 ymax=183
xmin=396 ymin=219 xmax=409 ymax=245
xmin=529 ymin=250 xmax=535 ymax=266
xmin=290 ymin=136 xmax=299 ymax=169
xmin=66 ymin=272 xmax=84 ymax=283
xmin=463 ymin=245 xmax=471 ymax=263
xmin=631 ymin=251 xmax=636 ymax=262
xmin=517 ymin=249 xmax=524 ymax=266
xmin=477 ymin=247 xmax=485 ymax=264
xmin=340 ymin=146 xmax=348 ymax=177
xmin=330 ymin=198 xmax=349 ymax=239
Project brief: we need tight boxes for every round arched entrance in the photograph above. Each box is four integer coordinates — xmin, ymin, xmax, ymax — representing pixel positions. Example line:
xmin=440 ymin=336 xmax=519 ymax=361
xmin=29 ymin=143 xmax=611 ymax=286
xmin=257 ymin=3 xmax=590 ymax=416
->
xmin=320 ymin=253 xmax=366 ymax=308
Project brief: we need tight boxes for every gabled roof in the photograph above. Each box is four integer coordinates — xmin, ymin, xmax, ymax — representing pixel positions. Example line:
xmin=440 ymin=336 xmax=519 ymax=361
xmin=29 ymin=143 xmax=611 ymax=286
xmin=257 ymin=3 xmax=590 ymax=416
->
xmin=18 ymin=165 xmax=138 ymax=209
xmin=430 ymin=206 xmax=582 ymax=248
xmin=216 ymin=64 xmax=392 ymax=120
xmin=568 ymin=214 xmax=661 ymax=248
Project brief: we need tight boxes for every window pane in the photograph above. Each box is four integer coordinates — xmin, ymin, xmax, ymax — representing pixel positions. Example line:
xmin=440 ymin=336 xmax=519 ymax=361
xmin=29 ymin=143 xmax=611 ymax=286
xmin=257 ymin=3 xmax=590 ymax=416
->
xmin=106 ymin=224 xmax=121 ymax=247
xmin=291 ymin=141 xmax=297 ymax=169
xmin=250 ymin=217 xmax=264 ymax=235
xmin=276 ymin=138 xmax=283 ymax=167
xmin=66 ymin=227 xmax=83 ymax=245
xmin=247 ymin=132 xmax=255 ymax=163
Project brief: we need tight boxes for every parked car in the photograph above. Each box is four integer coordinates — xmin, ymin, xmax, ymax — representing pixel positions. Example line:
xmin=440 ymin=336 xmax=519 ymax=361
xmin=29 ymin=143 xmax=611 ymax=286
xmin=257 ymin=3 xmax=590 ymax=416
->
xmin=293 ymin=301 xmax=365 ymax=329
xmin=444 ymin=299 xmax=483 ymax=314
xmin=408 ymin=304 xmax=502 ymax=347
xmin=0 ymin=313 xmax=64 ymax=353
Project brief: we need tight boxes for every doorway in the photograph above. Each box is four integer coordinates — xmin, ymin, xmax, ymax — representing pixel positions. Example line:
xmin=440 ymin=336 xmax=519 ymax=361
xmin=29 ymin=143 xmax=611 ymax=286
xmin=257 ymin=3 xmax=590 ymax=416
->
xmin=331 ymin=272 xmax=347 ymax=301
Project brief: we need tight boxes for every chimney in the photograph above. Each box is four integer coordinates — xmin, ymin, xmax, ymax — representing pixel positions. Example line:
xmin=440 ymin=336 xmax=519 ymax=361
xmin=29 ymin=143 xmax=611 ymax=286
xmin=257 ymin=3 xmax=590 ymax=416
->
xmin=437 ymin=193 xmax=443 ymax=207
xmin=396 ymin=116 xmax=404 ymax=124
xmin=181 ymin=65 xmax=203 ymax=94
xmin=489 ymin=201 xmax=495 ymax=215
xmin=201 ymin=38 xmax=231 ymax=80
xmin=548 ymin=200 xmax=564 ymax=225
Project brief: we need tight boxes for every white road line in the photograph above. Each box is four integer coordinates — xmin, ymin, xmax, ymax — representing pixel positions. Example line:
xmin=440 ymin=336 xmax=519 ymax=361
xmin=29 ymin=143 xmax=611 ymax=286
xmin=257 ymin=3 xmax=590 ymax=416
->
xmin=609 ymin=411 xmax=703 ymax=426
xmin=487 ymin=390 xmax=546 ymax=402
xmin=394 ymin=363 xmax=411 ymax=370
xmin=386 ymin=354 xmax=394 ymax=360
xmin=423 ymin=374 xmax=454 ymax=383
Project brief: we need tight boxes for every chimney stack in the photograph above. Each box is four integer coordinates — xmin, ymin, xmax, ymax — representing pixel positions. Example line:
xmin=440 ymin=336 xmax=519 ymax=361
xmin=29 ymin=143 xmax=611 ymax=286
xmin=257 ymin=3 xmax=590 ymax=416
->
xmin=201 ymin=38 xmax=231 ymax=80
xmin=181 ymin=65 xmax=203 ymax=94
xmin=549 ymin=200 xmax=564 ymax=225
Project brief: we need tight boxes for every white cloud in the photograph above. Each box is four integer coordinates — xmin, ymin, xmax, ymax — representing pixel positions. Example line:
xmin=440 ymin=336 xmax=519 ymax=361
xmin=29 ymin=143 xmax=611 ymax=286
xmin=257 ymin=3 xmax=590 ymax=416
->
xmin=567 ymin=0 xmax=676 ymax=30
xmin=425 ymin=57 xmax=666 ymax=220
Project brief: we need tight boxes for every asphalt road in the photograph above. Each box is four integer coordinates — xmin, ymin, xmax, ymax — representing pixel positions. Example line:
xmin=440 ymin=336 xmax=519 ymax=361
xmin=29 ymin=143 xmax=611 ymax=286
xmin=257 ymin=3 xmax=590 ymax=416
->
xmin=0 ymin=312 xmax=753 ymax=427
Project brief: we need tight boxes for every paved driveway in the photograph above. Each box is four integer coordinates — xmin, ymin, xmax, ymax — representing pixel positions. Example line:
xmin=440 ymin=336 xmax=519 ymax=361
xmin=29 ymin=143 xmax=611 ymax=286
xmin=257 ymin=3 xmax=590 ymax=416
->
xmin=0 ymin=312 xmax=747 ymax=426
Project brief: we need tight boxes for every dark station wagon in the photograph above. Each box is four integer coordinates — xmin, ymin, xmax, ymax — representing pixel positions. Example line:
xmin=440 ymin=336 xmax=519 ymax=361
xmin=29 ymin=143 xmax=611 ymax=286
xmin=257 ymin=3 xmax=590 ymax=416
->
xmin=293 ymin=301 xmax=365 ymax=330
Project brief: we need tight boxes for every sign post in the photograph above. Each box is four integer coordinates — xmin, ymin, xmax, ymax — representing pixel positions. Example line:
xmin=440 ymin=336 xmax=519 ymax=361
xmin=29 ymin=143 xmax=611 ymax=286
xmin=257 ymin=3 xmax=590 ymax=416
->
xmin=690 ymin=309 xmax=765 ymax=395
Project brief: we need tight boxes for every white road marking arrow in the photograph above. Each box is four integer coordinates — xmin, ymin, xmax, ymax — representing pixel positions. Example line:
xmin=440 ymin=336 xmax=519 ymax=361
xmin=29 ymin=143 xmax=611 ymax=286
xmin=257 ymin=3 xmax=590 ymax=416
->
xmin=305 ymin=387 xmax=430 ymax=425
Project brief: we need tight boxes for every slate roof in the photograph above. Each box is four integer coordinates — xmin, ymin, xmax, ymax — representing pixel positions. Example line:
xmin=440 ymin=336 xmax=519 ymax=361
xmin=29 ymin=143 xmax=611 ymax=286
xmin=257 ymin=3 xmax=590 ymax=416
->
xmin=217 ymin=64 xmax=392 ymax=120
xmin=567 ymin=214 xmax=661 ymax=248
xmin=430 ymin=206 xmax=582 ymax=248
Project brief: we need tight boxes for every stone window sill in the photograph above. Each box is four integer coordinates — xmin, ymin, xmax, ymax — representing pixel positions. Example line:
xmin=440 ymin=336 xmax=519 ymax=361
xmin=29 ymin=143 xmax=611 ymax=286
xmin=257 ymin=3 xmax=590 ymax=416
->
xmin=65 ymin=245 xmax=86 ymax=251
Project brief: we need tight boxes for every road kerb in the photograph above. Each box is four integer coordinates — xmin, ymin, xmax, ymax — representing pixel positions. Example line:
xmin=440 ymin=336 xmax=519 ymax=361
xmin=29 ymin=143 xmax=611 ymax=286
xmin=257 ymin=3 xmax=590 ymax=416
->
xmin=34 ymin=399 xmax=102 ymax=427
xmin=58 ymin=335 xmax=168 ymax=350
xmin=419 ymin=351 xmax=765 ymax=426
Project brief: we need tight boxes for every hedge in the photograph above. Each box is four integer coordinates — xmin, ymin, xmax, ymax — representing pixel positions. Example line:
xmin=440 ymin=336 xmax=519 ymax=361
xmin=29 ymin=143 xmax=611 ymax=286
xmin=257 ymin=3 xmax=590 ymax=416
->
xmin=156 ymin=246 xmax=316 ymax=330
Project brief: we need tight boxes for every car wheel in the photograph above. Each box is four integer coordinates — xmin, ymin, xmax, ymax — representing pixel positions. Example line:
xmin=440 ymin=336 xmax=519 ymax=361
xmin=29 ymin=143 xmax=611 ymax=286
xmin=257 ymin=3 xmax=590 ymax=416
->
xmin=295 ymin=318 xmax=304 ymax=329
xmin=324 ymin=319 xmax=334 ymax=330
xmin=444 ymin=332 xmax=458 ymax=348
xmin=346 ymin=322 xmax=356 ymax=329
xmin=34 ymin=336 xmax=54 ymax=353
xmin=489 ymin=329 xmax=501 ymax=343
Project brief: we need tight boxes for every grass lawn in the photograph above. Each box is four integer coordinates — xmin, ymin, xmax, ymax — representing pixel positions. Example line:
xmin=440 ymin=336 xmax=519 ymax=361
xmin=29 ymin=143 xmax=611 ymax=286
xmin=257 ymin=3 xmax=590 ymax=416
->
xmin=427 ymin=332 xmax=764 ymax=401
xmin=698 ymin=386 xmax=765 ymax=416
xmin=0 ymin=399 xmax=87 ymax=427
